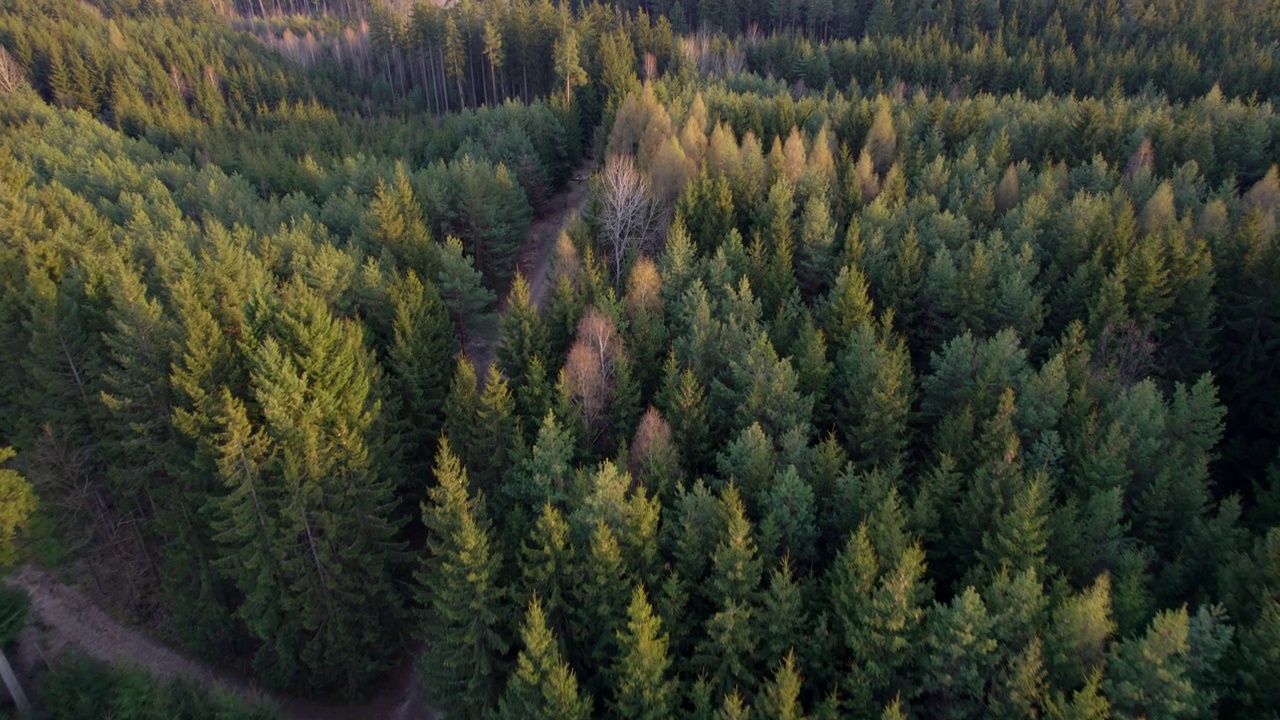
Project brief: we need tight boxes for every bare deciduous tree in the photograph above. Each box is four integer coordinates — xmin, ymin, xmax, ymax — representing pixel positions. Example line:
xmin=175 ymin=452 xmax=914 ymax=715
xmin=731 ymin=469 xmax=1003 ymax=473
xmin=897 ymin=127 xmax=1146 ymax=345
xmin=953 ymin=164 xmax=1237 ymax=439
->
xmin=1123 ymin=137 xmax=1155 ymax=180
xmin=994 ymin=162 xmax=1020 ymax=215
xmin=854 ymin=148 xmax=881 ymax=205
xmin=560 ymin=308 xmax=626 ymax=446
xmin=0 ymin=47 xmax=28 ymax=94
xmin=596 ymin=154 xmax=663 ymax=284
xmin=576 ymin=307 xmax=623 ymax=381
xmin=628 ymin=406 xmax=679 ymax=494
xmin=683 ymin=32 xmax=746 ymax=77
xmin=562 ymin=342 xmax=608 ymax=439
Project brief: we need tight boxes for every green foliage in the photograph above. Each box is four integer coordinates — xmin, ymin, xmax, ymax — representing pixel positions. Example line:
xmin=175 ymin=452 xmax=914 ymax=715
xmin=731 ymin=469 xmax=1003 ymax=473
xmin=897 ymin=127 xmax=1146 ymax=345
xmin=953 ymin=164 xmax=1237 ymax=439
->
xmin=416 ymin=438 xmax=509 ymax=718
xmin=364 ymin=163 xmax=437 ymax=279
xmin=920 ymin=587 xmax=997 ymax=719
xmin=554 ymin=28 xmax=588 ymax=108
xmin=0 ymin=586 xmax=29 ymax=644
xmin=612 ymin=585 xmax=677 ymax=720
xmin=758 ymin=651 xmax=807 ymax=720
xmin=831 ymin=317 xmax=914 ymax=469
xmin=2 ymin=0 xmax=1279 ymax=714
xmin=0 ymin=448 xmax=36 ymax=566
xmin=40 ymin=654 xmax=277 ymax=720
xmin=1103 ymin=605 xmax=1225 ymax=720
xmin=697 ymin=483 xmax=764 ymax=695
xmin=498 ymin=272 xmax=551 ymax=407
xmin=436 ymin=236 xmax=498 ymax=345
xmin=387 ymin=272 xmax=457 ymax=481
xmin=211 ymin=282 xmax=404 ymax=696
xmin=498 ymin=594 xmax=593 ymax=720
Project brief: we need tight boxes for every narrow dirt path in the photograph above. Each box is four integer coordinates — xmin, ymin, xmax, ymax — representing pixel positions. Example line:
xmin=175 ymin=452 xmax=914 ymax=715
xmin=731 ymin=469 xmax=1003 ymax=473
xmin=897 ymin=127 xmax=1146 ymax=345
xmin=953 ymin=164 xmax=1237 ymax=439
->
xmin=465 ymin=158 xmax=596 ymax=378
xmin=8 ymin=565 xmax=271 ymax=707
xmin=10 ymin=565 xmax=432 ymax=720
xmin=10 ymin=564 xmax=237 ymax=686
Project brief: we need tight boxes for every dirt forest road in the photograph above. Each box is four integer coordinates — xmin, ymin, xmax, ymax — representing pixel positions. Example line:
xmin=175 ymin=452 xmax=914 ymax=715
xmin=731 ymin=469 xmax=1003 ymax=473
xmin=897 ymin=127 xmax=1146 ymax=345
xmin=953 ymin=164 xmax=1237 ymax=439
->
xmin=7 ymin=565 xmax=429 ymax=720
xmin=466 ymin=158 xmax=596 ymax=378
xmin=9 ymin=565 xmax=244 ymax=689
xmin=5 ymin=161 xmax=597 ymax=720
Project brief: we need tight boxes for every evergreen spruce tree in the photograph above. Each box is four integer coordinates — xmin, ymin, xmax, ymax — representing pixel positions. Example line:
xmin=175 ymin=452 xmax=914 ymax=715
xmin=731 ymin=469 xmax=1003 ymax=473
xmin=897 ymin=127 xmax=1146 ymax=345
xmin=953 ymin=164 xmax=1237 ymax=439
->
xmin=518 ymin=356 xmax=556 ymax=441
xmin=553 ymin=27 xmax=587 ymax=108
xmin=715 ymin=688 xmax=753 ymax=720
xmin=612 ymin=585 xmax=677 ymax=720
xmin=475 ymin=365 xmax=520 ymax=505
xmin=388 ymin=273 xmax=456 ymax=481
xmin=498 ymin=594 xmax=593 ymax=720
xmin=1103 ymin=607 xmax=1201 ymax=720
xmin=828 ymin=525 xmax=878 ymax=707
xmin=759 ymin=466 xmax=819 ymax=566
xmin=679 ymin=172 xmax=736 ymax=256
xmin=758 ymin=651 xmax=807 ymax=720
xmin=958 ymin=388 xmax=1024 ymax=568
xmin=218 ymin=282 xmax=404 ymax=696
xmin=655 ymin=356 xmax=712 ymax=474
xmin=695 ymin=484 xmax=764 ymax=695
xmin=98 ymin=259 xmax=221 ymax=647
xmin=822 ymin=265 xmax=875 ymax=353
xmin=797 ymin=196 xmax=837 ymax=300
xmin=1046 ymin=573 xmax=1116 ymax=691
xmin=498 ymin=271 xmax=550 ymax=398
xmin=792 ymin=315 xmax=833 ymax=432
xmin=167 ymin=280 xmax=246 ymax=658
xmin=416 ymin=438 xmax=508 ymax=718
xmin=829 ymin=523 xmax=931 ymax=713
xmin=0 ymin=447 xmax=35 ymax=567
xmin=519 ymin=503 xmax=579 ymax=651
xmin=365 ymin=163 xmax=437 ymax=278
xmin=437 ymin=237 xmax=496 ymax=346
xmin=976 ymin=470 xmax=1052 ymax=582
xmin=880 ymin=696 xmax=908 ymax=720
xmin=759 ymin=556 xmax=808 ymax=675
xmin=443 ymin=356 xmax=483 ymax=473
xmin=208 ymin=389 xmax=283 ymax=669
xmin=920 ymin=587 xmax=997 ymax=719
xmin=1234 ymin=594 xmax=1280 ymax=715
xmin=969 ymin=565 xmax=1050 ymax=717
xmin=832 ymin=316 xmax=914 ymax=469
xmin=575 ymin=519 xmax=632 ymax=677
xmin=98 ymin=258 xmax=178 ymax=517
xmin=1044 ymin=670 xmax=1111 ymax=720
xmin=864 ymin=98 xmax=897 ymax=173
xmin=482 ymin=21 xmax=505 ymax=106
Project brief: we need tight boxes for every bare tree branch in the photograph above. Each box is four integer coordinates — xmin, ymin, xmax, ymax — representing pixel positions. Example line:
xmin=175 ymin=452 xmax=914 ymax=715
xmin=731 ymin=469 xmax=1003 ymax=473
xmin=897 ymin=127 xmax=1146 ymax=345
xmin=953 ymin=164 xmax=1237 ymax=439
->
xmin=595 ymin=154 xmax=663 ymax=284
xmin=0 ymin=46 xmax=28 ymax=95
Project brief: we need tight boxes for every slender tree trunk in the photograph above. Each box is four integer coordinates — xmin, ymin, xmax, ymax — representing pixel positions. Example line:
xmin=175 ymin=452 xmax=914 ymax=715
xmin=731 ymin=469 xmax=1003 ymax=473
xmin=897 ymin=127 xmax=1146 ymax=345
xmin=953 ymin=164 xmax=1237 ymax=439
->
xmin=466 ymin=46 xmax=478 ymax=108
xmin=419 ymin=48 xmax=434 ymax=114
xmin=395 ymin=46 xmax=408 ymax=105
xmin=439 ymin=47 xmax=450 ymax=112
xmin=0 ymin=648 xmax=30 ymax=718
xmin=432 ymin=45 xmax=444 ymax=114
xmin=383 ymin=53 xmax=398 ymax=104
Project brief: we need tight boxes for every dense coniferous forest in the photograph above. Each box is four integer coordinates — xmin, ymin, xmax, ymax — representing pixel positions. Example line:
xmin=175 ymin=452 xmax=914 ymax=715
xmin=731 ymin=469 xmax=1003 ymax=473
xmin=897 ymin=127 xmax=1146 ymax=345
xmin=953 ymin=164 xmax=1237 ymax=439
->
xmin=0 ymin=0 xmax=1278 ymax=716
